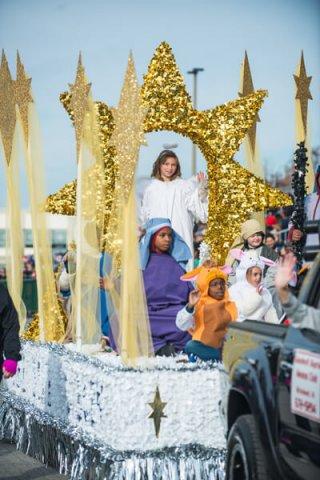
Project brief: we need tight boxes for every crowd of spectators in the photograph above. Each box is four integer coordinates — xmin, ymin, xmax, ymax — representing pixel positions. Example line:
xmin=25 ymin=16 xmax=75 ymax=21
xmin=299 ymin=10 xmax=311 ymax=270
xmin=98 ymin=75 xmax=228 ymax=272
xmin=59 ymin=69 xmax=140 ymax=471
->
xmin=0 ymin=252 xmax=65 ymax=281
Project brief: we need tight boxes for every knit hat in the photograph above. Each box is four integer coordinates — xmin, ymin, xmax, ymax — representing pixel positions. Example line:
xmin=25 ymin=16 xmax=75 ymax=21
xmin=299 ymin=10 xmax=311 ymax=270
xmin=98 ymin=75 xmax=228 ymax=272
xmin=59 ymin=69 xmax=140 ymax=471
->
xmin=241 ymin=219 xmax=264 ymax=241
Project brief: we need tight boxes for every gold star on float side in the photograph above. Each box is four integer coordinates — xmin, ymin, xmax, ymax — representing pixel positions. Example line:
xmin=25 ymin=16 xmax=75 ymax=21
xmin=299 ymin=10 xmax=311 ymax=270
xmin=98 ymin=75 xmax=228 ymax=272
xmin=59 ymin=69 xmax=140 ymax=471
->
xmin=294 ymin=52 xmax=312 ymax=134
xmin=148 ymin=386 xmax=167 ymax=438
xmin=238 ymin=51 xmax=260 ymax=154
xmin=0 ymin=50 xmax=16 ymax=165
xmin=46 ymin=41 xmax=292 ymax=262
xmin=69 ymin=53 xmax=91 ymax=160
xmin=14 ymin=52 xmax=33 ymax=142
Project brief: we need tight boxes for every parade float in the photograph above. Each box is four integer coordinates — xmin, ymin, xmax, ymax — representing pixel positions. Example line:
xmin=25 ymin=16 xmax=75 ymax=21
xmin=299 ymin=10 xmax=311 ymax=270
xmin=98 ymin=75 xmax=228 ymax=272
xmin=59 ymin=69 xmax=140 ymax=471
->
xmin=0 ymin=43 xmax=293 ymax=479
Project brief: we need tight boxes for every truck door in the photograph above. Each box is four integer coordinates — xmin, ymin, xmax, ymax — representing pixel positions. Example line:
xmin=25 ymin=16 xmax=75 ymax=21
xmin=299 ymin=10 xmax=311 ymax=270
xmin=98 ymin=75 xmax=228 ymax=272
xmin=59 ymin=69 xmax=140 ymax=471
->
xmin=277 ymin=325 xmax=320 ymax=480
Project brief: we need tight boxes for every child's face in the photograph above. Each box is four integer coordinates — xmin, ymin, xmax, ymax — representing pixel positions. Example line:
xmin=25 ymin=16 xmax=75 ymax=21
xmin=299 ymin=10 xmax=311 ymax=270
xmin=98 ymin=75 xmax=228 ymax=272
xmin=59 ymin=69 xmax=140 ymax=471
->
xmin=247 ymin=232 xmax=263 ymax=248
xmin=265 ymin=236 xmax=275 ymax=249
xmin=154 ymin=227 xmax=172 ymax=252
xmin=160 ymin=157 xmax=178 ymax=180
xmin=246 ymin=267 xmax=262 ymax=287
xmin=208 ymin=278 xmax=225 ymax=300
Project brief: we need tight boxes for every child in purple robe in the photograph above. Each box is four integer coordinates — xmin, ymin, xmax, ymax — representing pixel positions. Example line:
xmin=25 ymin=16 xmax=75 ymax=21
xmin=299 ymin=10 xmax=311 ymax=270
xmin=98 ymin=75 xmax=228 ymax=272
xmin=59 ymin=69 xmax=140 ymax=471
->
xmin=140 ymin=218 xmax=193 ymax=356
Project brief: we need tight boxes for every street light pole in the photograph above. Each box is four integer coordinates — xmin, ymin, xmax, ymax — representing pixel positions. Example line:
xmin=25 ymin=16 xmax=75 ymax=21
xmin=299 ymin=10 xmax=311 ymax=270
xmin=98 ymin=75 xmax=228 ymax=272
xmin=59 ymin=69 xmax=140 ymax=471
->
xmin=187 ymin=67 xmax=204 ymax=176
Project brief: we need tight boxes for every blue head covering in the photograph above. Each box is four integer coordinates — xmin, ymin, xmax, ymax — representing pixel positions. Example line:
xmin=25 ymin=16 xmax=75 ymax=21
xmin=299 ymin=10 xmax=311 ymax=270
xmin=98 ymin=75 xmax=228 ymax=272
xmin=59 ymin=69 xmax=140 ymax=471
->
xmin=140 ymin=218 xmax=191 ymax=270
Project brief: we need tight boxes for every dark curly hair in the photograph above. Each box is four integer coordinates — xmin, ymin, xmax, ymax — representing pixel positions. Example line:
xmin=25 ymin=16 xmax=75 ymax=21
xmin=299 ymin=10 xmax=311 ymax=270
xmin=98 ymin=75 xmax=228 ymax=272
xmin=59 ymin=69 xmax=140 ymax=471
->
xmin=151 ymin=150 xmax=181 ymax=181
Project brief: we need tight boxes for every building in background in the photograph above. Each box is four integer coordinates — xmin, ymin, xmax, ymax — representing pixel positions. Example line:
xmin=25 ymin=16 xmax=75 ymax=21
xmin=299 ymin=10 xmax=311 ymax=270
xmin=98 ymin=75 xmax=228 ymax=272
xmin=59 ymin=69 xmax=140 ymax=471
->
xmin=0 ymin=209 xmax=75 ymax=266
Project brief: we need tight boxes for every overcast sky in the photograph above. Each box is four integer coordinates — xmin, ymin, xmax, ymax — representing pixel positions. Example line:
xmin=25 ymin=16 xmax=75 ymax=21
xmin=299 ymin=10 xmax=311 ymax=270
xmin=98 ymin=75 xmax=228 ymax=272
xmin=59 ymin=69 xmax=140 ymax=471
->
xmin=0 ymin=0 xmax=319 ymax=207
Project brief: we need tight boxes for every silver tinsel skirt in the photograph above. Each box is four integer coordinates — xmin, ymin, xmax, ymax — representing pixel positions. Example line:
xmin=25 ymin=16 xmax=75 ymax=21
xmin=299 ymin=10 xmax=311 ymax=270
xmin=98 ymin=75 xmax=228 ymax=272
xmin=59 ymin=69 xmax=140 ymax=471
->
xmin=0 ymin=388 xmax=226 ymax=480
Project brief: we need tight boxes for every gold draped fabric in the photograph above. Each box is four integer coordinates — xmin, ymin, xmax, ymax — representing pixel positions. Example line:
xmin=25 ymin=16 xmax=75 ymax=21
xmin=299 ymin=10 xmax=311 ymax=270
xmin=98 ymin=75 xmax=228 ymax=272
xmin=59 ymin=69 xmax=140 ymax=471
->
xmin=20 ymin=104 xmax=65 ymax=341
xmin=106 ymin=54 xmax=154 ymax=365
xmin=73 ymin=97 xmax=105 ymax=346
xmin=1 ymin=125 xmax=26 ymax=326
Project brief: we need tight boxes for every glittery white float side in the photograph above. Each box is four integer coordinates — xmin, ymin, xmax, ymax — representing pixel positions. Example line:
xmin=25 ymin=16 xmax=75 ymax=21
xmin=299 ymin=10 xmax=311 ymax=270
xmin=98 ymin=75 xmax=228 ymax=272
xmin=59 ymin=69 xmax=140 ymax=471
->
xmin=6 ymin=341 xmax=226 ymax=451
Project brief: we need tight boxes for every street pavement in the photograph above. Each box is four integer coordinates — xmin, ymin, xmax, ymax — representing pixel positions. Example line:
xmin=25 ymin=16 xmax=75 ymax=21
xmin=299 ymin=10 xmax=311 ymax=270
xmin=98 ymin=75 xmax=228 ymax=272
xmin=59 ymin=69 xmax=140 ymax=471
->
xmin=0 ymin=440 xmax=68 ymax=480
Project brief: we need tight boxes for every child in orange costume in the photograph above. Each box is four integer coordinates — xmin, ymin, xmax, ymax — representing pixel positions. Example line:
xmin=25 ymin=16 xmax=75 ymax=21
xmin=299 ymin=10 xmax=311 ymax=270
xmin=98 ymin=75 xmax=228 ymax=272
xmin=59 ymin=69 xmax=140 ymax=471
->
xmin=176 ymin=266 xmax=237 ymax=361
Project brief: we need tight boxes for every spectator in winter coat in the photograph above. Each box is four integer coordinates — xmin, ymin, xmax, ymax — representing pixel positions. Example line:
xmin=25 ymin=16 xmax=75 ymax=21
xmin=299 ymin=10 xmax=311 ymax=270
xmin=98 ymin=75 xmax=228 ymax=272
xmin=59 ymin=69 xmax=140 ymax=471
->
xmin=275 ymin=252 xmax=320 ymax=330
xmin=0 ymin=285 xmax=21 ymax=381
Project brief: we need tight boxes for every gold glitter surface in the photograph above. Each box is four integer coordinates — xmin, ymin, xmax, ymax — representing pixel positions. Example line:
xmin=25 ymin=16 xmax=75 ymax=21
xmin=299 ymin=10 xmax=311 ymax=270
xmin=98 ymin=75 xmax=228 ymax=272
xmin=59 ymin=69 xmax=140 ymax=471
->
xmin=47 ymin=41 xmax=292 ymax=262
xmin=68 ymin=54 xmax=91 ymax=160
xmin=22 ymin=293 xmax=67 ymax=342
xmin=141 ymin=42 xmax=193 ymax=133
xmin=103 ymin=53 xmax=146 ymax=262
xmin=294 ymin=52 xmax=312 ymax=134
xmin=111 ymin=52 xmax=146 ymax=200
xmin=46 ymin=95 xmax=117 ymax=233
xmin=0 ymin=51 xmax=16 ymax=164
xmin=14 ymin=52 xmax=33 ymax=142
xmin=206 ymin=157 xmax=291 ymax=262
xmin=46 ymin=179 xmax=77 ymax=215
xmin=21 ymin=315 xmax=40 ymax=341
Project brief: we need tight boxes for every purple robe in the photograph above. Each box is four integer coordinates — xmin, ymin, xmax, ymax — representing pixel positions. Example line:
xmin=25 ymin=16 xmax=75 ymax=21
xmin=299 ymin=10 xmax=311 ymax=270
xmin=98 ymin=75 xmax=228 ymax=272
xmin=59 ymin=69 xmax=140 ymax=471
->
xmin=143 ymin=253 xmax=192 ymax=352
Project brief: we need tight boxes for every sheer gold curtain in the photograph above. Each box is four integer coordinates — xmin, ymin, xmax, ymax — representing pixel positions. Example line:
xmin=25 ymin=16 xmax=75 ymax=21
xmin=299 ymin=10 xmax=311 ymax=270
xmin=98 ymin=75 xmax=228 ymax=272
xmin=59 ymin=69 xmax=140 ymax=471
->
xmin=73 ymin=97 xmax=104 ymax=347
xmin=19 ymin=103 xmax=65 ymax=341
xmin=106 ymin=53 xmax=153 ymax=365
xmin=0 ymin=53 xmax=26 ymax=327
xmin=1 ymin=125 xmax=26 ymax=327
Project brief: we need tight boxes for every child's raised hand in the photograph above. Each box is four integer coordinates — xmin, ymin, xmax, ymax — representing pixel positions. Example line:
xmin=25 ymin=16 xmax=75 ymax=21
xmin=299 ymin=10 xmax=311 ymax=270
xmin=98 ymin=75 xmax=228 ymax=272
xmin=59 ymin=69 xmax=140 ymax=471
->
xmin=188 ymin=289 xmax=201 ymax=307
xmin=197 ymin=171 xmax=207 ymax=182
xmin=275 ymin=252 xmax=297 ymax=289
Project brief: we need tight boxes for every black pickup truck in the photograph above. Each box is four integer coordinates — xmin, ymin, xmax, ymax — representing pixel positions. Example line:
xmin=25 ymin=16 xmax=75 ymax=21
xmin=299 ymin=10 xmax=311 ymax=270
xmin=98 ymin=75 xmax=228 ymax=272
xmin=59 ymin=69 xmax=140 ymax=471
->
xmin=221 ymin=252 xmax=320 ymax=480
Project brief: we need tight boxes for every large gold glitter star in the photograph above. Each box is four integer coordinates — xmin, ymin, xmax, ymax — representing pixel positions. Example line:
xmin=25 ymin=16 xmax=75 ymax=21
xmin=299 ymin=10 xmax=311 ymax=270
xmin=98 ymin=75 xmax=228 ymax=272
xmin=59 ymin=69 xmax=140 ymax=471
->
xmin=148 ymin=386 xmax=167 ymax=438
xmin=46 ymin=41 xmax=291 ymax=262
xmin=294 ymin=51 xmax=312 ymax=133
xmin=69 ymin=53 xmax=91 ymax=160
xmin=0 ymin=50 xmax=16 ymax=164
xmin=239 ymin=51 xmax=260 ymax=155
xmin=13 ymin=52 xmax=33 ymax=142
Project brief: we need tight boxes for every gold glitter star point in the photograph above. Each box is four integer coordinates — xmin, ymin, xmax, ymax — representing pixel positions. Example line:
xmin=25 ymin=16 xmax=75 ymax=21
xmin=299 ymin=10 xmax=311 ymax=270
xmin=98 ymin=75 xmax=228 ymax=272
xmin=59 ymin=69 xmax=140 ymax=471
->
xmin=68 ymin=53 xmax=91 ymax=160
xmin=148 ymin=386 xmax=167 ymax=438
xmin=294 ymin=51 xmax=312 ymax=133
xmin=14 ymin=51 xmax=33 ymax=141
xmin=239 ymin=51 xmax=260 ymax=154
xmin=0 ymin=50 xmax=16 ymax=164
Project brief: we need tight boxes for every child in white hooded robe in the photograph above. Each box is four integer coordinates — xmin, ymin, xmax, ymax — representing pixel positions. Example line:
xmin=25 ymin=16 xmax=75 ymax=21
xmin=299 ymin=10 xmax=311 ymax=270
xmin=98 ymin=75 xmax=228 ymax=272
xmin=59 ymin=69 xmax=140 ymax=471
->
xmin=229 ymin=259 xmax=279 ymax=323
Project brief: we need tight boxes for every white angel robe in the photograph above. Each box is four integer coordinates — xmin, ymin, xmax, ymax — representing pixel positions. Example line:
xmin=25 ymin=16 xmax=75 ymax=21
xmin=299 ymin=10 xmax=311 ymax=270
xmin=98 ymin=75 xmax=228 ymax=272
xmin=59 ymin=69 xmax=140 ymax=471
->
xmin=139 ymin=178 xmax=208 ymax=256
xmin=229 ymin=280 xmax=279 ymax=324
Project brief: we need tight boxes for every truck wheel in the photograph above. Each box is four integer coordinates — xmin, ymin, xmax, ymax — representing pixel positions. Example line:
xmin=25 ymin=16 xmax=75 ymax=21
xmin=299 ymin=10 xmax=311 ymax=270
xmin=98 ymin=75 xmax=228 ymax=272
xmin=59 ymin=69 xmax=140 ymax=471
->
xmin=226 ymin=414 xmax=268 ymax=480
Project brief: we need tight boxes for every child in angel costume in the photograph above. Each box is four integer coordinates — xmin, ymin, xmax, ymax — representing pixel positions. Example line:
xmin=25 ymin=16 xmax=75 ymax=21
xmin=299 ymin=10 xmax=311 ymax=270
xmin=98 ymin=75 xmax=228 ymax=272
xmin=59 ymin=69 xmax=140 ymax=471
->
xmin=228 ymin=258 xmax=279 ymax=323
xmin=139 ymin=150 xmax=208 ymax=261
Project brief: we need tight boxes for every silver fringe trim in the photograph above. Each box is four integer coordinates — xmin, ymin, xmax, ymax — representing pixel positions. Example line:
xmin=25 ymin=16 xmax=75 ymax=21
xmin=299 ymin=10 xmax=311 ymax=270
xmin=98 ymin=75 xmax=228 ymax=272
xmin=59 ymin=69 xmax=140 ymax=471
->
xmin=0 ymin=390 xmax=226 ymax=480
xmin=21 ymin=339 xmax=223 ymax=373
